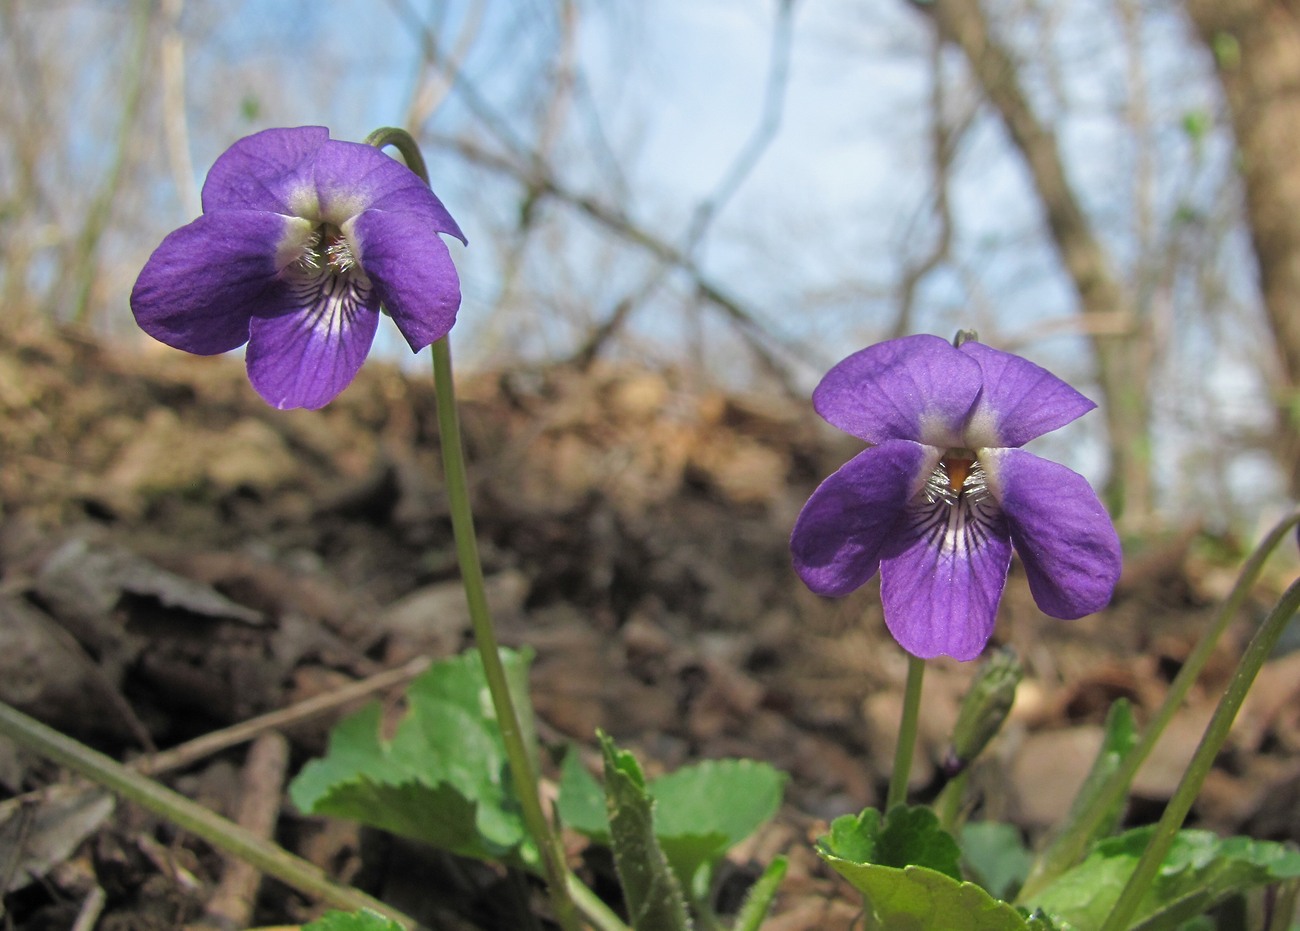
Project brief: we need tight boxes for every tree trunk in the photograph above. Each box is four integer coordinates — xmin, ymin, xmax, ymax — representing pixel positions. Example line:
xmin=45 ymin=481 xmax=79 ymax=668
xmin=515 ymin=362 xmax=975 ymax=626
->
xmin=1185 ymin=0 xmax=1300 ymax=498
xmin=921 ymin=0 xmax=1155 ymax=523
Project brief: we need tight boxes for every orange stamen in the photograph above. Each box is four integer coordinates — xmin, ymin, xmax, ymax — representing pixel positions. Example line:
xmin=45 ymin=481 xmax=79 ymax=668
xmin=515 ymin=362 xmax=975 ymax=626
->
xmin=944 ymin=456 xmax=974 ymax=494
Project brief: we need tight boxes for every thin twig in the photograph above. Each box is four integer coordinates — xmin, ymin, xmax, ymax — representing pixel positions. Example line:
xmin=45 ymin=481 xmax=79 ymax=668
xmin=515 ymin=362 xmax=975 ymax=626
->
xmin=135 ymin=656 xmax=431 ymax=777
xmin=0 ymin=702 xmax=423 ymax=929
xmin=198 ymin=733 xmax=291 ymax=931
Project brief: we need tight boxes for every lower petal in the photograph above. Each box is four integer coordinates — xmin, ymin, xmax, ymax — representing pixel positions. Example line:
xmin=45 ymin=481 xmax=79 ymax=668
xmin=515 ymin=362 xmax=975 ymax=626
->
xmin=352 ymin=209 xmax=462 ymax=351
xmin=879 ymin=496 xmax=1013 ymax=661
xmin=130 ymin=211 xmax=289 ymax=354
xmin=790 ymin=440 xmax=935 ymax=597
xmin=245 ymin=274 xmax=380 ymax=409
xmin=981 ymin=448 xmax=1122 ymax=618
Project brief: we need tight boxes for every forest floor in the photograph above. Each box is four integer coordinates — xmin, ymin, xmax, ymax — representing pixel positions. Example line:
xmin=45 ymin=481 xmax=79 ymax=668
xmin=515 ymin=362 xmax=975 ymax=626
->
xmin=0 ymin=323 xmax=1297 ymax=930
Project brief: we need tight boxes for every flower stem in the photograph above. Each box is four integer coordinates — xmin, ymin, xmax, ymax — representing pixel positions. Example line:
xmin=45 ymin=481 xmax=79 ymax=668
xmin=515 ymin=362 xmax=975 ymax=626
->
xmin=1098 ymin=575 xmax=1300 ymax=931
xmin=364 ymin=124 xmax=585 ymax=930
xmin=567 ymin=872 xmax=632 ymax=931
xmin=0 ymin=702 xmax=421 ymax=929
xmin=430 ymin=338 xmax=582 ymax=931
xmin=886 ymin=653 xmax=926 ymax=811
xmin=1018 ymin=508 xmax=1300 ymax=901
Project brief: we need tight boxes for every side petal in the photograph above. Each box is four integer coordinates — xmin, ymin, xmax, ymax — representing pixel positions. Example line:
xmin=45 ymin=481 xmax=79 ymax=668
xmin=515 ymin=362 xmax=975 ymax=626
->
xmin=130 ymin=210 xmax=289 ymax=354
xmin=813 ymin=335 xmax=983 ymax=446
xmin=244 ymin=274 xmax=380 ymax=410
xmin=311 ymin=140 xmax=467 ymax=243
xmin=879 ymin=495 xmax=1013 ymax=661
xmin=790 ymin=440 xmax=936 ymax=597
xmin=960 ymin=341 xmax=1096 ymax=447
xmin=351 ymin=209 xmax=462 ymax=352
xmin=981 ymin=448 xmax=1122 ymax=618
xmin=201 ymin=126 xmax=330 ymax=214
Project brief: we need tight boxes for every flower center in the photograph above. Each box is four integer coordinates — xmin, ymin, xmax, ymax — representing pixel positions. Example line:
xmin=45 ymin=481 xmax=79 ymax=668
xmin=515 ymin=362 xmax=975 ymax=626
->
xmin=922 ymin=449 xmax=990 ymax=507
xmin=293 ymin=223 xmax=357 ymax=277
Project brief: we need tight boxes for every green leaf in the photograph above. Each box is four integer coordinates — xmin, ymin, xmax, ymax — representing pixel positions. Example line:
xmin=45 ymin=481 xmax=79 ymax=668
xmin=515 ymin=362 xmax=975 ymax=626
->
xmin=1063 ymin=699 xmax=1137 ymax=844
xmin=558 ymin=749 xmax=786 ymax=893
xmin=962 ymin=822 xmax=1032 ymax=900
xmin=288 ymin=648 xmax=537 ymax=869
xmin=600 ymin=733 xmax=693 ymax=931
xmin=819 ymin=805 xmax=962 ymax=881
xmin=1026 ymin=827 xmax=1300 ymax=931
xmin=821 ymin=857 xmax=1031 ymax=931
xmin=303 ymin=909 xmax=406 ymax=931
xmin=651 ymin=758 xmax=785 ymax=891
xmin=818 ymin=806 xmax=1024 ymax=929
xmin=732 ymin=855 xmax=788 ymax=931
xmin=557 ymin=747 xmax=610 ymax=839
xmin=1028 ymin=697 xmax=1136 ymax=888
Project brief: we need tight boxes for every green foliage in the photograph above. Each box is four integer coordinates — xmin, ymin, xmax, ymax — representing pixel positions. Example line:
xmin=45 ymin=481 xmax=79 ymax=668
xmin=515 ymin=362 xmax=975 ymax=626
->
xmin=1048 ymin=698 xmax=1138 ymax=861
xmin=288 ymin=648 xmax=539 ymax=869
xmin=600 ymin=733 xmax=694 ymax=931
xmin=817 ymin=805 xmax=1029 ymax=930
xmin=1181 ymin=110 xmax=1212 ymax=144
xmin=962 ymin=821 xmax=1032 ymax=900
xmin=1025 ymin=827 xmax=1300 ymax=931
xmin=822 ymin=858 xmax=1032 ymax=930
xmin=731 ymin=856 xmax=788 ymax=931
xmin=820 ymin=805 xmax=962 ymax=880
xmin=558 ymin=744 xmax=786 ymax=894
xmin=1212 ymin=31 xmax=1241 ymax=70
xmin=302 ymin=910 xmax=406 ymax=931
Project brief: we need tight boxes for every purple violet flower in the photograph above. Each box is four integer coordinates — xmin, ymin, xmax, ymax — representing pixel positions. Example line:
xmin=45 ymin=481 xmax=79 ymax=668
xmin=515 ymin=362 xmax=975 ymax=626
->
xmin=790 ymin=334 xmax=1122 ymax=661
xmin=131 ymin=126 xmax=466 ymax=410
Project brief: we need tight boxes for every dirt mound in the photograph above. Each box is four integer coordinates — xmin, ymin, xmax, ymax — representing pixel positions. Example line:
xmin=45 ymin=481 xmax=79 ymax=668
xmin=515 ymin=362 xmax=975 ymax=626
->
xmin=0 ymin=324 xmax=1293 ymax=929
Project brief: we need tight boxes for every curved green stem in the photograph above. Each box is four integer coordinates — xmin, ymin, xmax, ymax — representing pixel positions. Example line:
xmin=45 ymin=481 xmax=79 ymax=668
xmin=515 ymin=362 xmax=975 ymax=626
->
xmin=430 ymin=339 xmax=581 ymax=930
xmin=1019 ymin=509 xmax=1300 ymax=901
xmin=1099 ymin=575 xmax=1300 ymax=931
xmin=568 ymin=872 xmax=632 ymax=931
xmin=0 ymin=702 xmax=420 ymax=928
xmin=365 ymin=125 xmax=582 ymax=931
xmin=886 ymin=653 xmax=927 ymax=811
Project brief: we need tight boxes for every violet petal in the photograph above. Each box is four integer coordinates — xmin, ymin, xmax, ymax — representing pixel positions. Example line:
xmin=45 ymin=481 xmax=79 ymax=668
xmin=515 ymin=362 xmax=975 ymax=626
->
xmin=791 ymin=439 xmax=935 ymax=597
xmin=130 ymin=210 xmax=290 ymax=355
xmin=959 ymin=341 xmax=1096 ymax=447
xmin=879 ymin=498 xmax=1013 ymax=661
xmin=201 ymin=126 xmax=329 ymax=215
xmin=813 ymin=335 xmax=983 ymax=446
xmin=244 ymin=276 xmax=380 ymax=410
xmin=311 ymin=140 xmax=467 ymax=243
xmin=982 ymin=447 xmax=1122 ymax=618
xmin=349 ymin=209 xmax=462 ymax=352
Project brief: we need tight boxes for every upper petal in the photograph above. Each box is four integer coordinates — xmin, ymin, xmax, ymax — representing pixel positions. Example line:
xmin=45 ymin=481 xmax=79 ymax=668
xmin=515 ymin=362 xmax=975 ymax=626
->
xmin=879 ymin=493 xmax=1013 ymax=661
xmin=813 ymin=335 xmax=983 ymax=445
xmin=981 ymin=447 xmax=1122 ymax=618
xmin=244 ymin=273 xmax=381 ymax=410
xmin=130 ymin=210 xmax=290 ymax=354
xmin=351 ymin=209 xmax=462 ymax=352
xmin=959 ymin=341 xmax=1096 ymax=447
xmin=201 ymin=126 xmax=330 ymax=215
xmin=311 ymin=140 xmax=467 ymax=243
xmin=790 ymin=439 xmax=936 ymax=597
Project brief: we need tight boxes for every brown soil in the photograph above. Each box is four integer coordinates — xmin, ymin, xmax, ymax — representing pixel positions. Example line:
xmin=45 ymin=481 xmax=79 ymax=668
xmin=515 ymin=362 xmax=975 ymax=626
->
xmin=0 ymin=323 xmax=1295 ymax=930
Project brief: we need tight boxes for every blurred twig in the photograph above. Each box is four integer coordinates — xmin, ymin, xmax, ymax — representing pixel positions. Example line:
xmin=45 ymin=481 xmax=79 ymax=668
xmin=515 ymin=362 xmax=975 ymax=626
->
xmin=68 ymin=0 xmax=153 ymax=326
xmin=160 ymin=0 xmax=199 ymax=218
xmin=395 ymin=0 xmax=817 ymax=389
xmin=891 ymin=25 xmax=962 ymax=339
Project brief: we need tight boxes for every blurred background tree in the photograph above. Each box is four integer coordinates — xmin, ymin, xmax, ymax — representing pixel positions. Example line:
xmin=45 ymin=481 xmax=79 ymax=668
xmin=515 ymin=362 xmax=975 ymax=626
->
xmin=0 ymin=0 xmax=1292 ymax=530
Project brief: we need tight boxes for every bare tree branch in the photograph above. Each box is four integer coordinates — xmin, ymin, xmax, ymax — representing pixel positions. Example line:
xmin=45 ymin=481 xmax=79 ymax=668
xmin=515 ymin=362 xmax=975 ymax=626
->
xmin=891 ymin=26 xmax=961 ymax=339
xmin=160 ymin=0 xmax=198 ymax=218
xmin=1184 ymin=0 xmax=1300 ymax=495
xmin=917 ymin=0 xmax=1154 ymax=520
